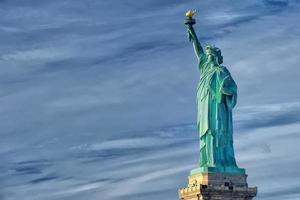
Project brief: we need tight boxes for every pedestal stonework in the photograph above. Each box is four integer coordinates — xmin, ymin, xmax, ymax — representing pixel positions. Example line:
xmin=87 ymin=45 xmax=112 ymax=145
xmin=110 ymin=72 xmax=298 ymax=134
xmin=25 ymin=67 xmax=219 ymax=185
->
xmin=178 ymin=172 xmax=257 ymax=200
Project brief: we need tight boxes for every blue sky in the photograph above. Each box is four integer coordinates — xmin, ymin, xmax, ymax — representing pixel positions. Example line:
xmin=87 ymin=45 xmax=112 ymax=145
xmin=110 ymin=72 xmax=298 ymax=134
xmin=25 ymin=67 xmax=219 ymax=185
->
xmin=0 ymin=0 xmax=300 ymax=199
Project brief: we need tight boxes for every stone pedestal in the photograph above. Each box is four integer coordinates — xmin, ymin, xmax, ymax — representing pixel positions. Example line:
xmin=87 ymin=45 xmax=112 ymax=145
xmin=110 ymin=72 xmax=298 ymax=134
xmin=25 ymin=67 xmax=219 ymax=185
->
xmin=178 ymin=172 xmax=257 ymax=200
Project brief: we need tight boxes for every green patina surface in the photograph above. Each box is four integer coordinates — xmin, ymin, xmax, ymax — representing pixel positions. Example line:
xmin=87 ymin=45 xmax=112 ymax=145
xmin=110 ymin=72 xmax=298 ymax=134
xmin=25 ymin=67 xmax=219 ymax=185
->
xmin=185 ymin=17 xmax=245 ymax=175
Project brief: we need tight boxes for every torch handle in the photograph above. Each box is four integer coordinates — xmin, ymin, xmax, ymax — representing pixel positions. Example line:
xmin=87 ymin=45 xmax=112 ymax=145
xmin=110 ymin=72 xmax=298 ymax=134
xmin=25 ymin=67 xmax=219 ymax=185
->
xmin=184 ymin=17 xmax=196 ymax=26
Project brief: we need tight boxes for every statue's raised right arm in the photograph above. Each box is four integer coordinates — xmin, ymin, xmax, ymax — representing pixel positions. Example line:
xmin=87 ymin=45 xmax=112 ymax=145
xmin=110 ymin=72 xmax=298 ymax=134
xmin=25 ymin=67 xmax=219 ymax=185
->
xmin=186 ymin=24 xmax=204 ymax=60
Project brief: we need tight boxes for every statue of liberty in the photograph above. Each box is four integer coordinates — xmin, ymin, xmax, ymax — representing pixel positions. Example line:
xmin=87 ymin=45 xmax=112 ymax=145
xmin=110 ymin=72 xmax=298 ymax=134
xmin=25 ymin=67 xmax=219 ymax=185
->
xmin=184 ymin=10 xmax=245 ymax=174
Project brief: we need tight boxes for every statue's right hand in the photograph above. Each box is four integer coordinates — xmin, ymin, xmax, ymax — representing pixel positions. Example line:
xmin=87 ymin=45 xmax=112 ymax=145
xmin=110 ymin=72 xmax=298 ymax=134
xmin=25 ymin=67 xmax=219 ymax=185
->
xmin=187 ymin=30 xmax=193 ymax=41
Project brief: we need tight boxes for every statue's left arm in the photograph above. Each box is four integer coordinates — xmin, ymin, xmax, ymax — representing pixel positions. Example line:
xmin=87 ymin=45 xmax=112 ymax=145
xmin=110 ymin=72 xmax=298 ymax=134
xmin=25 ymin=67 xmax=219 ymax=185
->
xmin=222 ymin=72 xmax=237 ymax=109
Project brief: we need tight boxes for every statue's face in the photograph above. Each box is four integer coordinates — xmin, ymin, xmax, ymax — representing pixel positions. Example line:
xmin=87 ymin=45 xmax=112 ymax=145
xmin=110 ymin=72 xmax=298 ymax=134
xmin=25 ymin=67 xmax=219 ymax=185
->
xmin=206 ymin=46 xmax=223 ymax=64
xmin=206 ymin=48 xmax=213 ymax=55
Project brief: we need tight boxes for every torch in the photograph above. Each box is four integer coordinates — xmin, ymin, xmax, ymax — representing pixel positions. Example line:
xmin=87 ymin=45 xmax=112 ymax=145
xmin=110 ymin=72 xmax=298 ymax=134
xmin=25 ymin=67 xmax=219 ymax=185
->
xmin=184 ymin=10 xmax=197 ymax=26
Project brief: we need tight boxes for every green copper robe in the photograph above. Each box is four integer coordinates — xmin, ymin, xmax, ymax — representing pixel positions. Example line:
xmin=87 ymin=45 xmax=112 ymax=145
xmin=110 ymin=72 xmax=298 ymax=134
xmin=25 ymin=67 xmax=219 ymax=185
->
xmin=187 ymin=25 xmax=244 ymax=173
xmin=197 ymin=54 xmax=237 ymax=168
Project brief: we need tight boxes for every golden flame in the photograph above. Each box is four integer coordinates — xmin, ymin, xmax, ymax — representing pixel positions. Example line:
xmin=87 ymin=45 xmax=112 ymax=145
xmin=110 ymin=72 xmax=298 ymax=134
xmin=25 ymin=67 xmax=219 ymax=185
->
xmin=185 ymin=10 xmax=196 ymax=18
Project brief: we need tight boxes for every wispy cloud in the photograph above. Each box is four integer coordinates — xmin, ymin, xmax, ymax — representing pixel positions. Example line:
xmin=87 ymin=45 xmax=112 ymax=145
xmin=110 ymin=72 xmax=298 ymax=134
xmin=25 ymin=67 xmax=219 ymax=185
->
xmin=0 ymin=0 xmax=299 ymax=199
